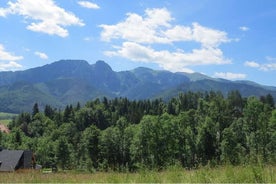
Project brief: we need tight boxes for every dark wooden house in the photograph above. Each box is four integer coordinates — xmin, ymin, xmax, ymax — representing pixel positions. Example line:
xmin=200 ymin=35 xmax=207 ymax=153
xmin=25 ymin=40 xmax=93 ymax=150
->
xmin=0 ymin=148 xmax=34 ymax=172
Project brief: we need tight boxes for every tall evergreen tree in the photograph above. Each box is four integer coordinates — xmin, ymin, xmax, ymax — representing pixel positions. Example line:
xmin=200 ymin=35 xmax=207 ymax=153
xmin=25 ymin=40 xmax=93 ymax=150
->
xmin=32 ymin=103 xmax=40 ymax=117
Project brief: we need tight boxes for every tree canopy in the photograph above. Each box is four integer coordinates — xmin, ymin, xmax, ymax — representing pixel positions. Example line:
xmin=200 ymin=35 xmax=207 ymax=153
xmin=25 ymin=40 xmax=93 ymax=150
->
xmin=1 ymin=91 xmax=275 ymax=171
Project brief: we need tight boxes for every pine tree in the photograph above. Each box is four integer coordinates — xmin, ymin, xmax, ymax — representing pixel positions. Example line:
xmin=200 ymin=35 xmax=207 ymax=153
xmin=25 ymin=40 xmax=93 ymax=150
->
xmin=32 ymin=103 xmax=40 ymax=117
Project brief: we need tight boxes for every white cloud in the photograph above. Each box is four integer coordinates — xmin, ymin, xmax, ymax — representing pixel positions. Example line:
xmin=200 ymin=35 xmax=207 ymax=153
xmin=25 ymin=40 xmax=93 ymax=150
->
xmin=164 ymin=23 xmax=230 ymax=47
xmin=239 ymin=26 xmax=249 ymax=31
xmin=214 ymin=72 xmax=247 ymax=80
xmin=0 ymin=0 xmax=84 ymax=37
xmin=27 ymin=21 xmax=69 ymax=37
xmin=100 ymin=8 xmax=173 ymax=44
xmin=244 ymin=60 xmax=276 ymax=71
xmin=0 ymin=61 xmax=22 ymax=71
xmin=190 ymin=23 xmax=230 ymax=47
xmin=100 ymin=8 xmax=230 ymax=47
xmin=244 ymin=61 xmax=260 ymax=68
xmin=0 ymin=8 xmax=8 ymax=17
xmin=0 ymin=44 xmax=23 ymax=71
xmin=101 ymin=8 xmax=232 ymax=72
xmin=0 ymin=44 xmax=23 ymax=61
xmin=105 ymin=42 xmax=231 ymax=72
xmin=78 ymin=1 xmax=100 ymax=9
xmin=35 ymin=51 xmax=48 ymax=59
xmin=260 ymin=63 xmax=276 ymax=71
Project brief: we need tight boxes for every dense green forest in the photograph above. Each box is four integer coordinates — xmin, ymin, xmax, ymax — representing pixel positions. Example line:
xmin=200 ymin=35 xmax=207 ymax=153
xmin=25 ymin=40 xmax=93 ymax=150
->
xmin=0 ymin=90 xmax=275 ymax=171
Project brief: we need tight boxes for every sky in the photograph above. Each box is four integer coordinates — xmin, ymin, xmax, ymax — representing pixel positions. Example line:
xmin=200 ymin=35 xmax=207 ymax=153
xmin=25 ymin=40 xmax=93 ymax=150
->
xmin=0 ymin=0 xmax=276 ymax=86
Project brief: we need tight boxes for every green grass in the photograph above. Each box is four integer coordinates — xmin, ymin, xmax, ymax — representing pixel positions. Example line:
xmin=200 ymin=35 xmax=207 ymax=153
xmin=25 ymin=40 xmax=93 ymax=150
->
xmin=0 ymin=119 xmax=11 ymax=126
xmin=0 ymin=112 xmax=17 ymax=120
xmin=0 ymin=165 xmax=275 ymax=183
xmin=0 ymin=112 xmax=17 ymax=125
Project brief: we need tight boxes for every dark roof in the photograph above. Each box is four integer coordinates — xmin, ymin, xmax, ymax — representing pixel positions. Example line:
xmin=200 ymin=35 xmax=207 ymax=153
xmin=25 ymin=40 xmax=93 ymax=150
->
xmin=0 ymin=150 xmax=24 ymax=172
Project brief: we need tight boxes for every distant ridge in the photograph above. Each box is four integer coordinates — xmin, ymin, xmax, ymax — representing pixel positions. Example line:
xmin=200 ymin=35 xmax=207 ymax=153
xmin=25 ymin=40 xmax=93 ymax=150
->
xmin=0 ymin=59 xmax=275 ymax=113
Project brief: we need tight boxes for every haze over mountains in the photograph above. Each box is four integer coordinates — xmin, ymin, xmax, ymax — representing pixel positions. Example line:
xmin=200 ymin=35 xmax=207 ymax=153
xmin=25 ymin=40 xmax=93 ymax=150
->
xmin=0 ymin=60 xmax=275 ymax=113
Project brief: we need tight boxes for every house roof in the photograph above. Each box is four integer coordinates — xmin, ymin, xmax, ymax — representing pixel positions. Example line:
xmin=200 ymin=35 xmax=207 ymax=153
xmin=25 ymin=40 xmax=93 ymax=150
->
xmin=0 ymin=150 xmax=24 ymax=172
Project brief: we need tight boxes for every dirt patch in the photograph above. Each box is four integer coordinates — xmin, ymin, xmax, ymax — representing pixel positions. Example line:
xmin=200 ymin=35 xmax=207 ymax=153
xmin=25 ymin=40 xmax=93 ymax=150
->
xmin=0 ymin=124 xmax=10 ymax=134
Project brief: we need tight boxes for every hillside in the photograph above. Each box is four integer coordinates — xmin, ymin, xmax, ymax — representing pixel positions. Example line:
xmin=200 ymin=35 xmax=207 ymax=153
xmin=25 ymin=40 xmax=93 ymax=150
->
xmin=0 ymin=59 xmax=275 ymax=113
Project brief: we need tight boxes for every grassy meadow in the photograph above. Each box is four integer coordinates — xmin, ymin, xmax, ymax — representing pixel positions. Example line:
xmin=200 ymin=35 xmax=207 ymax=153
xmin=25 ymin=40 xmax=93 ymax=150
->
xmin=0 ymin=119 xmax=10 ymax=126
xmin=0 ymin=164 xmax=275 ymax=183
xmin=0 ymin=112 xmax=17 ymax=125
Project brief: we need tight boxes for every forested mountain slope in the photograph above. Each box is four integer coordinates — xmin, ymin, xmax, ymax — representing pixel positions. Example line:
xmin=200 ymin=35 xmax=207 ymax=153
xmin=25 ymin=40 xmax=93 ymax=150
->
xmin=0 ymin=59 xmax=275 ymax=112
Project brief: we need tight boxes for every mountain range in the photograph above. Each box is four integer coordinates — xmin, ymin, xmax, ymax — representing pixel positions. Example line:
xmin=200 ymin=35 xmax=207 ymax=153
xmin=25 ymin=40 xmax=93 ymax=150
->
xmin=0 ymin=59 xmax=275 ymax=113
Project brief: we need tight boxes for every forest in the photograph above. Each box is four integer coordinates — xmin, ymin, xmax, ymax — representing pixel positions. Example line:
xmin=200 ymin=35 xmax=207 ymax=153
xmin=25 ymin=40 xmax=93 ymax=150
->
xmin=0 ymin=90 xmax=275 ymax=172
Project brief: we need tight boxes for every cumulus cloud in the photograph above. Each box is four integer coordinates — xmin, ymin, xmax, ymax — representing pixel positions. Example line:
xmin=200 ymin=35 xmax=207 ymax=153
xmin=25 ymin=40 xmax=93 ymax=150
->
xmin=0 ymin=44 xmax=23 ymax=71
xmin=100 ymin=8 xmax=230 ymax=46
xmin=164 ymin=23 xmax=230 ymax=47
xmin=214 ymin=72 xmax=247 ymax=80
xmin=105 ymin=42 xmax=230 ymax=72
xmin=261 ymin=63 xmax=276 ymax=71
xmin=0 ymin=44 xmax=23 ymax=61
xmin=239 ymin=26 xmax=249 ymax=31
xmin=0 ymin=0 xmax=84 ymax=37
xmin=100 ymin=8 xmax=173 ymax=44
xmin=100 ymin=8 xmax=232 ymax=72
xmin=0 ymin=61 xmax=22 ymax=71
xmin=244 ymin=60 xmax=276 ymax=71
xmin=35 ymin=51 xmax=48 ymax=59
xmin=244 ymin=61 xmax=260 ymax=68
xmin=78 ymin=1 xmax=100 ymax=9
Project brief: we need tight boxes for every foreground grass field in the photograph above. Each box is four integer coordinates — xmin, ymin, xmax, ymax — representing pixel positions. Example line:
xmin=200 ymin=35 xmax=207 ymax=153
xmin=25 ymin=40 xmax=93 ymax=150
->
xmin=0 ymin=165 xmax=275 ymax=183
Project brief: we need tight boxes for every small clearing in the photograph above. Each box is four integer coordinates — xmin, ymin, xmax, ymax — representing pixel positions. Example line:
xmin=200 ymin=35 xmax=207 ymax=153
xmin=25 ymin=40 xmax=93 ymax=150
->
xmin=0 ymin=123 xmax=10 ymax=134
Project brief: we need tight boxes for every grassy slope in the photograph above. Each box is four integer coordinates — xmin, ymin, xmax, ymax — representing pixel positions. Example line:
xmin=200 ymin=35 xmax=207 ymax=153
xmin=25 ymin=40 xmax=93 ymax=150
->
xmin=0 ymin=112 xmax=17 ymax=125
xmin=0 ymin=119 xmax=11 ymax=126
xmin=0 ymin=112 xmax=17 ymax=118
xmin=0 ymin=165 xmax=275 ymax=183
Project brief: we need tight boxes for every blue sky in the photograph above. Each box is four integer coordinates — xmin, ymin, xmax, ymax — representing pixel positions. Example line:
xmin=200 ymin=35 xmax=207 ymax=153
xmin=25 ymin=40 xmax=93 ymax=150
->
xmin=0 ymin=0 xmax=276 ymax=86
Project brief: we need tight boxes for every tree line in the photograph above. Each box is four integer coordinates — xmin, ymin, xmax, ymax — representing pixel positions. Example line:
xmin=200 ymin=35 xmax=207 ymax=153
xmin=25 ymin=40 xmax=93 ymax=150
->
xmin=0 ymin=90 xmax=275 ymax=171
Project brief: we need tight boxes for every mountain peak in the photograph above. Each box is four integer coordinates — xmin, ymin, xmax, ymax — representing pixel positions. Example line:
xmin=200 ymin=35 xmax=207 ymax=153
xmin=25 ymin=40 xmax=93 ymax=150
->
xmin=52 ymin=59 xmax=90 ymax=66
xmin=0 ymin=59 xmax=275 ymax=113
xmin=93 ymin=60 xmax=113 ymax=71
xmin=95 ymin=60 xmax=107 ymax=65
